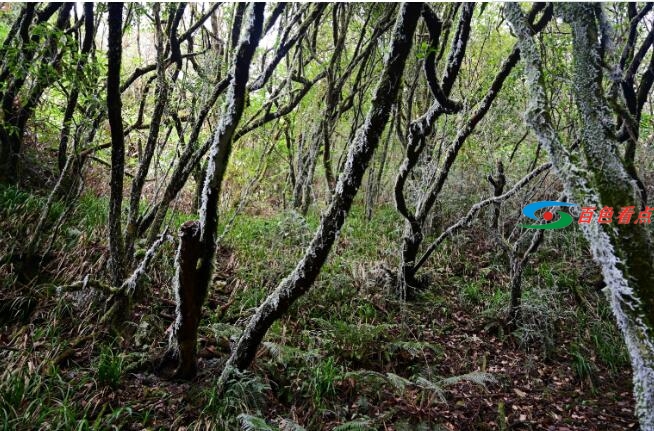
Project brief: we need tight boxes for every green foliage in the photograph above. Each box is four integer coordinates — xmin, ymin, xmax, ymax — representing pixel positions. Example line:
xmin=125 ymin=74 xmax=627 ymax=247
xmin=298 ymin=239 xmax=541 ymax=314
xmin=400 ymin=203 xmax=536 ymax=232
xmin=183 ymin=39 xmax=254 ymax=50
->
xmin=387 ymin=340 xmax=442 ymax=360
xmin=0 ymin=3 xmax=646 ymax=429
xmin=570 ymin=344 xmax=595 ymax=389
xmin=0 ymin=363 xmax=133 ymax=430
xmin=344 ymin=369 xmax=496 ymax=404
xmin=75 ymin=194 xmax=108 ymax=231
xmin=460 ymin=279 xmax=484 ymax=305
xmin=95 ymin=346 xmax=123 ymax=388
xmin=203 ymin=370 xmax=270 ymax=429
xmin=512 ymin=286 xmax=571 ymax=357
xmin=306 ymin=356 xmax=342 ymax=406
xmin=415 ymin=42 xmax=438 ymax=60
xmin=0 ymin=185 xmax=63 ymax=222
xmin=332 ymin=420 xmax=374 ymax=431
xmin=589 ymin=319 xmax=628 ymax=372
xmin=314 ymin=318 xmax=396 ymax=363
xmin=239 ymin=414 xmax=277 ymax=431
xmin=238 ymin=414 xmax=307 ymax=431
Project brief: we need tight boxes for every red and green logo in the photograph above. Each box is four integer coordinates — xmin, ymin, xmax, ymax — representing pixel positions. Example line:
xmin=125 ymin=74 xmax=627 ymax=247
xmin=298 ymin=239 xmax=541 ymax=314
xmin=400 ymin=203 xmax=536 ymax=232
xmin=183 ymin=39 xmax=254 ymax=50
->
xmin=520 ymin=201 xmax=654 ymax=229
xmin=519 ymin=201 xmax=577 ymax=229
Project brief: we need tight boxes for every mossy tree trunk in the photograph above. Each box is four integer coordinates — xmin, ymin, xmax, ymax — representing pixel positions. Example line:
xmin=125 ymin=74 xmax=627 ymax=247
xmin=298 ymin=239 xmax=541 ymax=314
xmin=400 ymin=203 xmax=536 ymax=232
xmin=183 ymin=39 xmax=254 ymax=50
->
xmin=218 ymin=2 xmax=422 ymax=387
xmin=107 ymin=3 xmax=126 ymax=289
xmin=158 ymin=2 xmax=265 ymax=380
xmin=506 ymin=4 xmax=654 ymax=427
xmin=158 ymin=221 xmax=202 ymax=379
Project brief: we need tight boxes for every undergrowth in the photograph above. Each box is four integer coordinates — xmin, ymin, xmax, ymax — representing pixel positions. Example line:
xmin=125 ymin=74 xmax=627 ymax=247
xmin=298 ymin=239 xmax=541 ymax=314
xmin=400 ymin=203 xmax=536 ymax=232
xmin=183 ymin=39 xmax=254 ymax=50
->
xmin=0 ymin=187 xmax=632 ymax=430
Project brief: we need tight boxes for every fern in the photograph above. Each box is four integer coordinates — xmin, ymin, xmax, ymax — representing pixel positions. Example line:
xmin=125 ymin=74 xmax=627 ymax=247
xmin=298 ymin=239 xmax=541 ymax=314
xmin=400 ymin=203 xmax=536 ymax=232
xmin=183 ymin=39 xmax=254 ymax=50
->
xmin=385 ymin=372 xmax=413 ymax=394
xmin=440 ymin=371 xmax=497 ymax=389
xmin=278 ymin=418 xmax=307 ymax=431
xmin=343 ymin=370 xmax=388 ymax=389
xmin=413 ymin=377 xmax=446 ymax=402
xmin=262 ymin=341 xmax=320 ymax=364
xmin=203 ymin=370 xmax=270 ymax=428
xmin=210 ymin=322 xmax=242 ymax=342
xmin=387 ymin=340 xmax=442 ymax=358
xmin=343 ymin=369 xmax=497 ymax=402
xmin=238 ymin=414 xmax=277 ymax=431
xmin=332 ymin=419 xmax=373 ymax=431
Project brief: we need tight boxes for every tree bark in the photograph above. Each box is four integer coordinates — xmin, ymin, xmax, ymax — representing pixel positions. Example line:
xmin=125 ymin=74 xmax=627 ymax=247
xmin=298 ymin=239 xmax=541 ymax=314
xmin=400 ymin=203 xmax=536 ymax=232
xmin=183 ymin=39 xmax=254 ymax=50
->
xmin=219 ymin=3 xmax=421 ymax=385
xmin=158 ymin=2 xmax=265 ymax=380
xmin=487 ymin=160 xmax=505 ymax=231
xmin=158 ymin=221 xmax=202 ymax=379
xmin=107 ymin=3 xmax=126 ymax=288
xmin=58 ymin=3 xmax=94 ymax=173
xmin=506 ymin=4 xmax=654 ymax=427
xmin=124 ymin=3 xmax=173 ymax=263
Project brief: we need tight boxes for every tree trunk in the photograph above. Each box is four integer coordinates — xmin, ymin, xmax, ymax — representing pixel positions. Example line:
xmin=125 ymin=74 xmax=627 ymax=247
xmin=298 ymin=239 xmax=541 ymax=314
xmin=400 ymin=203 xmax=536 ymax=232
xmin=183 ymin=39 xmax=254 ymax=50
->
xmin=219 ymin=3 xmax=421 ymax=384
xmin=107 ymin=3 xmax=126 ymax=288
xmin=488 ymin=160 xmax=505 ymax=231
xmin=158 ymin=221 xmax=203 ymax=379
xmin=506 ymin=4 xmax=654 ymax=427
xmin=124 ymin=3 xmax=171 ymax=263
xmin=157 ymin=2 xmax=265 ymax=380
xmin=58 ymin=3 xmax=94 ymax=173
xmin=508 ymin=261 xmax=523 ymax=328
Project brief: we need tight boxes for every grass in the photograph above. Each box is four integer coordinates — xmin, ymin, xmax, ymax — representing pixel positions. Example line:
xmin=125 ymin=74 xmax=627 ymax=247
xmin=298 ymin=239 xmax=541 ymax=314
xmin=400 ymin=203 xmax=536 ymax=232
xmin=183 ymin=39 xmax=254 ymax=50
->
xmin=96 ymin=346 xmax=124 ymax=388
xmin=0 ymin=188 xmax=634 ymax=429
xmin=307 ymin=356 xmax=343 ymax=407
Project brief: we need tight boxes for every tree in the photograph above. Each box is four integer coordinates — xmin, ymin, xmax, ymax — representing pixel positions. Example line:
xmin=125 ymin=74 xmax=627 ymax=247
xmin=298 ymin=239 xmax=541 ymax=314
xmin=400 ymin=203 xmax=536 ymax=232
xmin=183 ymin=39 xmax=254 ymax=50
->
xmin=159 ymin=2 xmax=265 ymax=379
xmin=506 ymin=3 xmax=654 ymax=427
xmin=218 ymin=2 xmax=422 ymax=388
xmin=107 ymin=3 xmax=126 ymax=289
xmin=394 ymin=3 xmax=552 ymax=297
xmin=0 ymin=3 xmax=73 ymax=184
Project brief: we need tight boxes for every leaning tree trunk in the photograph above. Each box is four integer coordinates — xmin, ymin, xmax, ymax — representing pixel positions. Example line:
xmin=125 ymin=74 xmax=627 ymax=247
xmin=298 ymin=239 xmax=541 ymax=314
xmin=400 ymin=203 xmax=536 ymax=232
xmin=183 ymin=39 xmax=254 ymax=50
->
xmin=218 ymin=3 xmax=421 ymax=388
xmin=158 ymin=2 xmax=264 ymax=380
xmin=506 ymin=4 xmax=654 ymax=428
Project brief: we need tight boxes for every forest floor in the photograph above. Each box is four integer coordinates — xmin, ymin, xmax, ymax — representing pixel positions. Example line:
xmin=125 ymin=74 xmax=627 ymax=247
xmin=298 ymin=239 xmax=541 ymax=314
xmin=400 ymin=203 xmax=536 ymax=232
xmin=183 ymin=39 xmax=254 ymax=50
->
xmin=0 ymin=185 xmax=638 ymax=430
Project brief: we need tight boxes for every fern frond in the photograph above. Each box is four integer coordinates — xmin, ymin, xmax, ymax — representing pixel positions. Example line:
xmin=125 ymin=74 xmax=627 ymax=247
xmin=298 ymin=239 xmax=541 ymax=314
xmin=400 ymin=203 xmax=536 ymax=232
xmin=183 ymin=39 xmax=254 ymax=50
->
xmin=388 ymin=340 xmax=442 ymax=358
xmin=210 ymin=322 xmax=242 ymax=340
xmin=440 ymin=371 xmax=497 ymax=389
xmin=385 ymin=372 xmax=413 ymax=394
xmin=238 ymin=413 xmax=277 ymax=431
xmin=332 ymin=419 xmax=373 ymax=431
xmin=278 ymin=418 xmax=307 ymax=431
xmin=413 ymin=377 xmax=446 ymax=402
xmin=262 ymin=341 xmax=321 ymax=364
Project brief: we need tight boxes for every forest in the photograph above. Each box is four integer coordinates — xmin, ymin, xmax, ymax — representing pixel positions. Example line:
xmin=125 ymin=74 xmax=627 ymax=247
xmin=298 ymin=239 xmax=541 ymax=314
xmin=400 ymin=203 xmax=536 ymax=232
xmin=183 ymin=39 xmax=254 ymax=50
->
xmin=1 ymin=2 xmax=653 ymax=430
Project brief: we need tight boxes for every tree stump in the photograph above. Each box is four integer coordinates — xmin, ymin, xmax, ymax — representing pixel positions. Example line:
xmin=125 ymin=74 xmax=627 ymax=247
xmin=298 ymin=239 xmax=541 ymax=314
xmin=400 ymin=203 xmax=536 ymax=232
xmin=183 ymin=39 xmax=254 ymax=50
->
xmin=158 ymin=220 xmax=203 ymax=379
